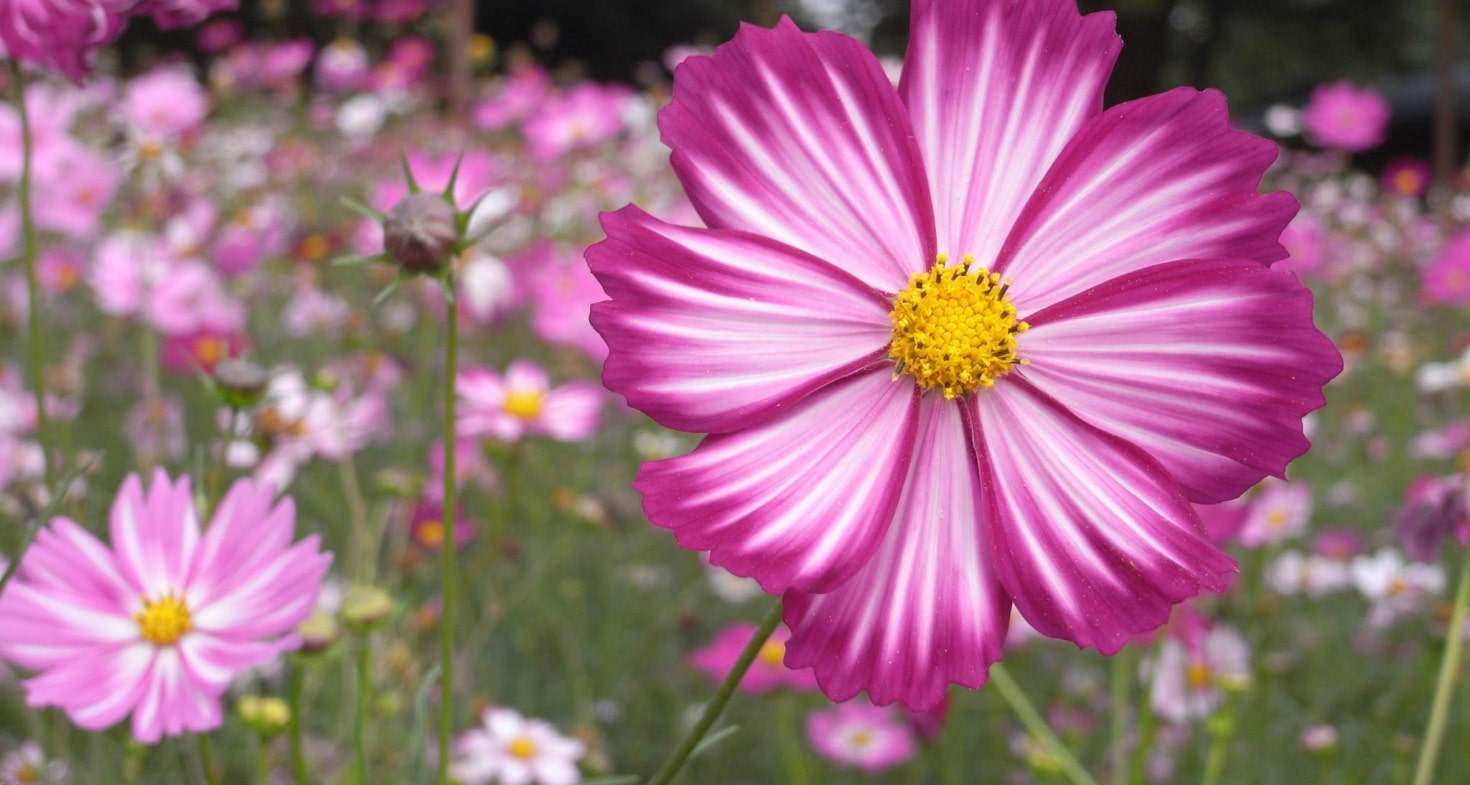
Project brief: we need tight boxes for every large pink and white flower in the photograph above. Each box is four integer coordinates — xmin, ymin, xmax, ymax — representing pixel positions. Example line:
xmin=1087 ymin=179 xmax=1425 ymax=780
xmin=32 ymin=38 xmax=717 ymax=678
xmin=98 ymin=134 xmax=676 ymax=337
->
xmin=586 ymin=0 xmax=1340 ymax=710
xmin=0 ymin=471 xmax=331 ymax=743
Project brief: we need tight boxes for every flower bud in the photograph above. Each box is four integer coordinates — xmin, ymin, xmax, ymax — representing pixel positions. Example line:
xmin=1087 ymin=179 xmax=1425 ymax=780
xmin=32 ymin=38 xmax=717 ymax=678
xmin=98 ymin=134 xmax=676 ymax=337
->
xmin=383 ymin=193 xmax=457 ymax=274
xmin=212 ymin=358 xmax=269 ymax=409
xmin=341 ymin=585 xmax=395 ymax=631
xmin=237 ymin=695 xmax=292 ymax=735
xmin=296 ymin=607 xmax=341 ymax=653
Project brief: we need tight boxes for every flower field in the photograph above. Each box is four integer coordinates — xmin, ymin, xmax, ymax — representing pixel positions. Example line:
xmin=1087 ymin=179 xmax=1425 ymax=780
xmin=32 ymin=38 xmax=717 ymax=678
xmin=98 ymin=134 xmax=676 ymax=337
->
xmin=0 ymin=1 xmax=1468 ymax=783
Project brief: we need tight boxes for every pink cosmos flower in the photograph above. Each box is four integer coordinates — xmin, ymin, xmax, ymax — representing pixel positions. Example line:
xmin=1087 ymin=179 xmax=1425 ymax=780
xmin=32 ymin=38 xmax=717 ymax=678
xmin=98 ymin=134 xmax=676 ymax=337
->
xmin=1394 ymin=475 xmax=1470 ymax=563
xmin=406 ymin=499 xmax=476 ymax=551
xmin=474 ymin=65 xmax=550 ymax=131
xmin=0 ymin=471 xmax=331 ymax=743
xmin=1238 ymin=480 xmax=1313 ymax=547
xmin=586 ymin=0 xmax=1340 ymax=710
xmin=1382 ymin=157 xmax=1431 ymax=197
xmin=806 ymin=701 xmax=916 ymax=773
xmin=521 ymin=241 xmax=608 ymax=362
xmin=315 ymin=38 xmax=370 ymax=93
xmin=450 ymin=707 xmax=585 ymax=785
xmin=457 ymin=361 xmax=603 ymax=443
xmin=523 ymin=83 xmax=633 ymax=162
xmin=0 ymin=0 xmax=126 ymax=82
xmin=690 ymin=622 xmax=817 ymax=694
xmin=1422 ymin=228 xmax=1470 ymax=305
xmin=131 ymin=0 xmax=236 ymax=30
xmin=1147 ymin=620 xmax=1250 ymax=724
xmin=122 ymin=65 xmax=210 ymax=140
xmin=1301 ymin=81 xmax=1390 ymax=152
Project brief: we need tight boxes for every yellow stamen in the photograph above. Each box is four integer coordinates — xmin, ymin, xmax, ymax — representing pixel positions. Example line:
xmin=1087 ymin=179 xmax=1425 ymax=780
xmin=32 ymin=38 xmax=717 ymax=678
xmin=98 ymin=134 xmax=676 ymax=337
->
xmin=136 ymin=595 xmax=193 ymax=646
xmin=507 ymin=736 xmax=536 ymax=760
xmin=851 ymin=729 xmax=874 ymax=749
xmin=1186 ymin=661 xmax=1212 ymax=689
xmin=416 ymin=519 xmax=446 ymax=548
xmin=758 ymin=640 xmax=786 ymax=667
xmin=194 ymin=336 xmax=225 ymax=367
xmin=1266 ymin=509 xmax=1288 ymax=528
xmin=504 ymin=390 xmax=544 ymax=421
xmin=888 ymin=254 xmax=1026 ymax=398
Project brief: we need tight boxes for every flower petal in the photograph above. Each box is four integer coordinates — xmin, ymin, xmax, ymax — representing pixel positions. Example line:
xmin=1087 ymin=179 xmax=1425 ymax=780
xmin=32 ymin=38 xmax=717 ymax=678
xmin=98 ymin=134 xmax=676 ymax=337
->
xmin=995 ymin=88 xmax=1298 ymax=314
xmin=900 ymin=0 xmax=1120 ymax=261
xmin=784 ymin=396 xmax=1010 ymax=710
xmin=24 ymin=642 xmax=153 ymax=732
xmin=635 ymin=370 xmax=918 ymax=595
xmin=588 ymin=206 xmax=894 ymax=433
xmin=111 ymin=470 xmax=199 ymax=599
xmin=660 ymin=17 xmax=935 ymax=291
xmin=1020 ymin=259 xmax=1341 ymax=503
xmin=972 ymin=381 xmax=1236 ymax=654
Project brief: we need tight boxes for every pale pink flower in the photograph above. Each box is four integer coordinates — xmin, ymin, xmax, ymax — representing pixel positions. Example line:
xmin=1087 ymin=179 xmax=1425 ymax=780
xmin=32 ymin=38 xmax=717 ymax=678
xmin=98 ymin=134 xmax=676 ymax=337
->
xmin=524 ymin=83 xmax=632 ymax=162
xmin=31 ymin=147 xmax=119 ymax=237
xmin=1302 ymin=81 xmax=1390 ymax=152
xmin=315 ymin=38 xmax=370 ymax=93
xmin=0 ymin=740 xmax=66 ymax=785
xmin=1352 ymin=548 xmax=1444 ymax=629
xmin=1264 ymin=550 xmax=1351 ymax=597
xmin=806 ymin=701 xmax=916 ymax=773
xmin=450 ymin=707 xmax=585 ymax=785
xmin=587 ymin=0 xmax=1339 ymax=710
xmin=0 ymin=471 xmax=330 ymax=743
xmin=1147 ymin=621 xmax=1250 ymax=724
xmin=457 ymin=362 xmax=602 ymax=443
xmin=1238 ymin=480 xmax=1313 ymax=547
xmin=1422 ymin=228 xmax=1470 ymax=305
xmin=522 ymin=242 xmax=607 ymax=361
xmin=122 ymin=66 xmax=210 ymax=140
xmin=473 ymin=65 xmax=550 ymax=131
xmin=690 ymin=622 xmax=817 ymax=694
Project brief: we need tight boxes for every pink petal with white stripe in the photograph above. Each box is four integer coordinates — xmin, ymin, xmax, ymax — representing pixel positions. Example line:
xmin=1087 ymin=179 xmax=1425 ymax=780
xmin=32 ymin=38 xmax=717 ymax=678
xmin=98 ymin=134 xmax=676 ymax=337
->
xmin=660 ymin=17 xmax=934 ymax=291
xmin=635 ymin=370 xmax=918 ymax=595
xmin=1020 ymin=259 xmax=1341 ymax=503
xmin=538 ymin=382 xmax=603 ymax=441
xmin=111 ymin=470 xmax=199 ymax=599
xmin=589 ymin=206 xmax=892 ymax=433
xmin=900 ymin=0 xmax=1120 ymax=262
xmin=130 ymin=649 xmax=221 ymax=744
xmin=784 ymin=397 xmax=1010 ymax=710
xmin=995 ymin=88 xmax=1298 ymax=314
xmin=24 ymin=643 xmax=154 ymax=732
xmin=972 ymin=382 xmax=1236 ymax=654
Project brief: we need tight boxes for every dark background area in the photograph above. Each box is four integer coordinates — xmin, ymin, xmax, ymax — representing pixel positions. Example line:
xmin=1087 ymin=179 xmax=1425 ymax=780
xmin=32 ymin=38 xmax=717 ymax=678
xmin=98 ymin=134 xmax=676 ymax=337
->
xmin=114 ymin=0 xmax=1470 ymax=161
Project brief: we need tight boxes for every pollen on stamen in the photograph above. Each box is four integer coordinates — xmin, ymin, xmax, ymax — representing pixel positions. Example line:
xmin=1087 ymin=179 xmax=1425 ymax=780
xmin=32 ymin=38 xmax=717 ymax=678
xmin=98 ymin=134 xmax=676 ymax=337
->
xmin=887 ymin=255 xmax=1027 ymax=399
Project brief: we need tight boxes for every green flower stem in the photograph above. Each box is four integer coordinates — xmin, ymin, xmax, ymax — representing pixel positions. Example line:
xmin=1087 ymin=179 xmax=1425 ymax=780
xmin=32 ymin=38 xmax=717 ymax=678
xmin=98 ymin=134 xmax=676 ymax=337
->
xmin=777 ymin=693 xmax=810 ymax=785
xmin=1410 ymin=545 xmax=1470 ymax=785
xmin=355 ymin=634 xmax=373 ymax=785
xmin=288 ymin=661 xmax=311 ymax=785
xmin=1199 ymin=695 xmax=1240 ymax=785
xmin=338 ymin=456 xmax=373 ymax=582
xmin=436 ymin=270 xmax=461 ymax=785
xmin=8 ymin=60 xmax=54 ymax=493
xmin=255 ymin=735 xmax=271 ymax=785
xmin=989 ymin=663 xmax=1101 ymax=785
xmin=1108 ymin=648 xmax=1133 ymax=785
xmin=646 ymin=601 xmax=784 ymax=785
xmin=197 ymin=734 xmax=222 ymax=785
xmin=1128 ymin=638 xmax=1163 ymax=785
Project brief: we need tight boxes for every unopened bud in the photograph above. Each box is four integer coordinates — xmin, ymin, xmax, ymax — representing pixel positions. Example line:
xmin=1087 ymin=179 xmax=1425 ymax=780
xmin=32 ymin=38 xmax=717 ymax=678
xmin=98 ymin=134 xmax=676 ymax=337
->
xmin=341 ymin=585 xmax=394 ymax=631
xmin=383 ymin=193 xmax=457 ymax=274
xmin=297 ymin=607 xmax=341 ymax=653
xmin=237 ymin=695 xmax=291 ymax=735
xmin=213 ymin=359 xmax=269 ymax=409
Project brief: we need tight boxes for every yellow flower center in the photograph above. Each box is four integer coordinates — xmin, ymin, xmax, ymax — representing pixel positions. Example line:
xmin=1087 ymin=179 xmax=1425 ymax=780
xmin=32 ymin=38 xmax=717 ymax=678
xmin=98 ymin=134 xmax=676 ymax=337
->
xmin=851 ymin=729 xmax=874 ymax=749
xmin=504 ymin=390 xmax=545 ymax=421
xmin=15 ymin=763 xmax=39 ymax=784
xmin=758 ymin=640 xmax=786 ymax=667
xmin=888 ymin=255 xmax=1027 ymax=399
xmin=1266 ymin=509 xmax=1289 ymax=528
xmin=194 ymin=335 xmax=225 ymax=367
xmin=136 ymin=595 xmax=193 ymax=646
xmin=1186 ymin=660 xmax=1212 ymax=689
xmin=508 ymin=736 xmax=537 ymax=760
xmin=416 ymin=519 xmax=446 ymax=548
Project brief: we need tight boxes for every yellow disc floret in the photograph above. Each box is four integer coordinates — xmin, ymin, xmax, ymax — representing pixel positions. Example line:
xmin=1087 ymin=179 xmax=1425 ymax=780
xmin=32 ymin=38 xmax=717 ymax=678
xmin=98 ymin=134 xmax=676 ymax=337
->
xmin=888 ymin=254 xmax=1027 ymax=398
xmin=136 ymin=594 xmax=193 ymax=647
xmin=508 ymin=736 xmax=537 ymax=760
xmin=503 ymin=390 xmax=545 ymax=421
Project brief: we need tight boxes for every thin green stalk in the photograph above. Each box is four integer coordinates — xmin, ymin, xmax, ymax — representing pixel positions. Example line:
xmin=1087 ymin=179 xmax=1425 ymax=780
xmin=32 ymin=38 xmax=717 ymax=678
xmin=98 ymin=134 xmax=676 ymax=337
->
xmin=646 ymin=601 xmax=784 ymax=785
xmin=437 ymin=270 xmax=461 ymax=785
xmin=288 ymin=661 xmax=311 ymax=785
xmin=1129 ymin=637 xmax=1163 ymax=785
xmin=1199 ymin=696 xmax=1239 ymax=785
xmin=9 ymin=60 xmax=54 ymax=493
xmin=338 ymin=456 xmax=373 ymax=581
xmin=777 ymin=693 xmax=811 ymax=785
xmin=1410 ymin=546 xmax=1470 ymax=785
xmin=989 ymin=663 xmax=1101 ymax=785
xmin=1109 ymin=649 xmax=1133 ymax=785
xmin=355 ymin=634 xmax=373 ymax=785
xmin=255 ymin=736 xmax=271 ymax=785
xmin=196 ymin=734 xmax=222 ymax=785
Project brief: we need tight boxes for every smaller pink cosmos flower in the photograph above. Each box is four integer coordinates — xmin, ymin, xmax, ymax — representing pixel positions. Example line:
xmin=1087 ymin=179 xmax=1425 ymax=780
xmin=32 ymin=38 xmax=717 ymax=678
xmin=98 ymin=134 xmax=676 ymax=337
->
xmin=523 ymin=83 xmax=633 ymax=162
xmin=1394 ymin=475 xmax=1470 ymax=563
xmin=450 ymin=707 xmax=585 ymax=785
xmin=520 ymin=242 xmax=608 ymax=362
xmin=406 ymin=499 xmax=476 ymax=551
xmin=122 ymin=66 xmax=210 ymax=140
xmin=0 ymin=471 xmax=331 ymax=743
xmin=1382 ymin=157 xmax=1431 ymax=197
xmin=1302 ymin=81 xmax=1390 ymax=152
xmin=315 ymin=38 xmax=370 ymax=92
xmin=806 ymin=701 xmax=916 ymax=773
xmin=473 ymin=65 xmax=551 ymax=131
xmin=1147 ymin=620 xmax=1250 ymax=724
xmin=1422 ymin=228 xmax=1470 ymax=305
xmin=690 ymin=622 xmax=816 ymax=694
xmin=1275 ymin=213 xmax=1323 ymax=279
xmin=457 ymin=361 xmax=602 ymax=443
xmin=1238 ymin=480 xmax=1312 ymax=547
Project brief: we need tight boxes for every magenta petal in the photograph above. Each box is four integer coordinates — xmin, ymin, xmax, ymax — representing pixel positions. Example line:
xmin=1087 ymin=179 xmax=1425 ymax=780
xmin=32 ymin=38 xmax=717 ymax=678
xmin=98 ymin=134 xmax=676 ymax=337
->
xmin=1023 ymin=259 xmax=1341 ymax=502
xmin=900 ymin=0 xmax=1120 ymax=262
xmin=111 ymin=470 xmax=200 ymax=599
xmin=973 ymin=381 xmax=1237 ymax=654
xmin=1021 ymin=259 xmax=1341 ymax=503
xmin=784 ymin=396 xmax=1010 ymax=710
xmin=995 ymin=88 xmax=1298 ymax=314
xmin=588 ymin=206 xmax=893 ymax=433
xmin=660 ymin=17 xmax=935 ymax=291
xmin=25 ymin=643 xmax=153 ymax=732
xmin=636 ymin=370 xmax=918 ymax=595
